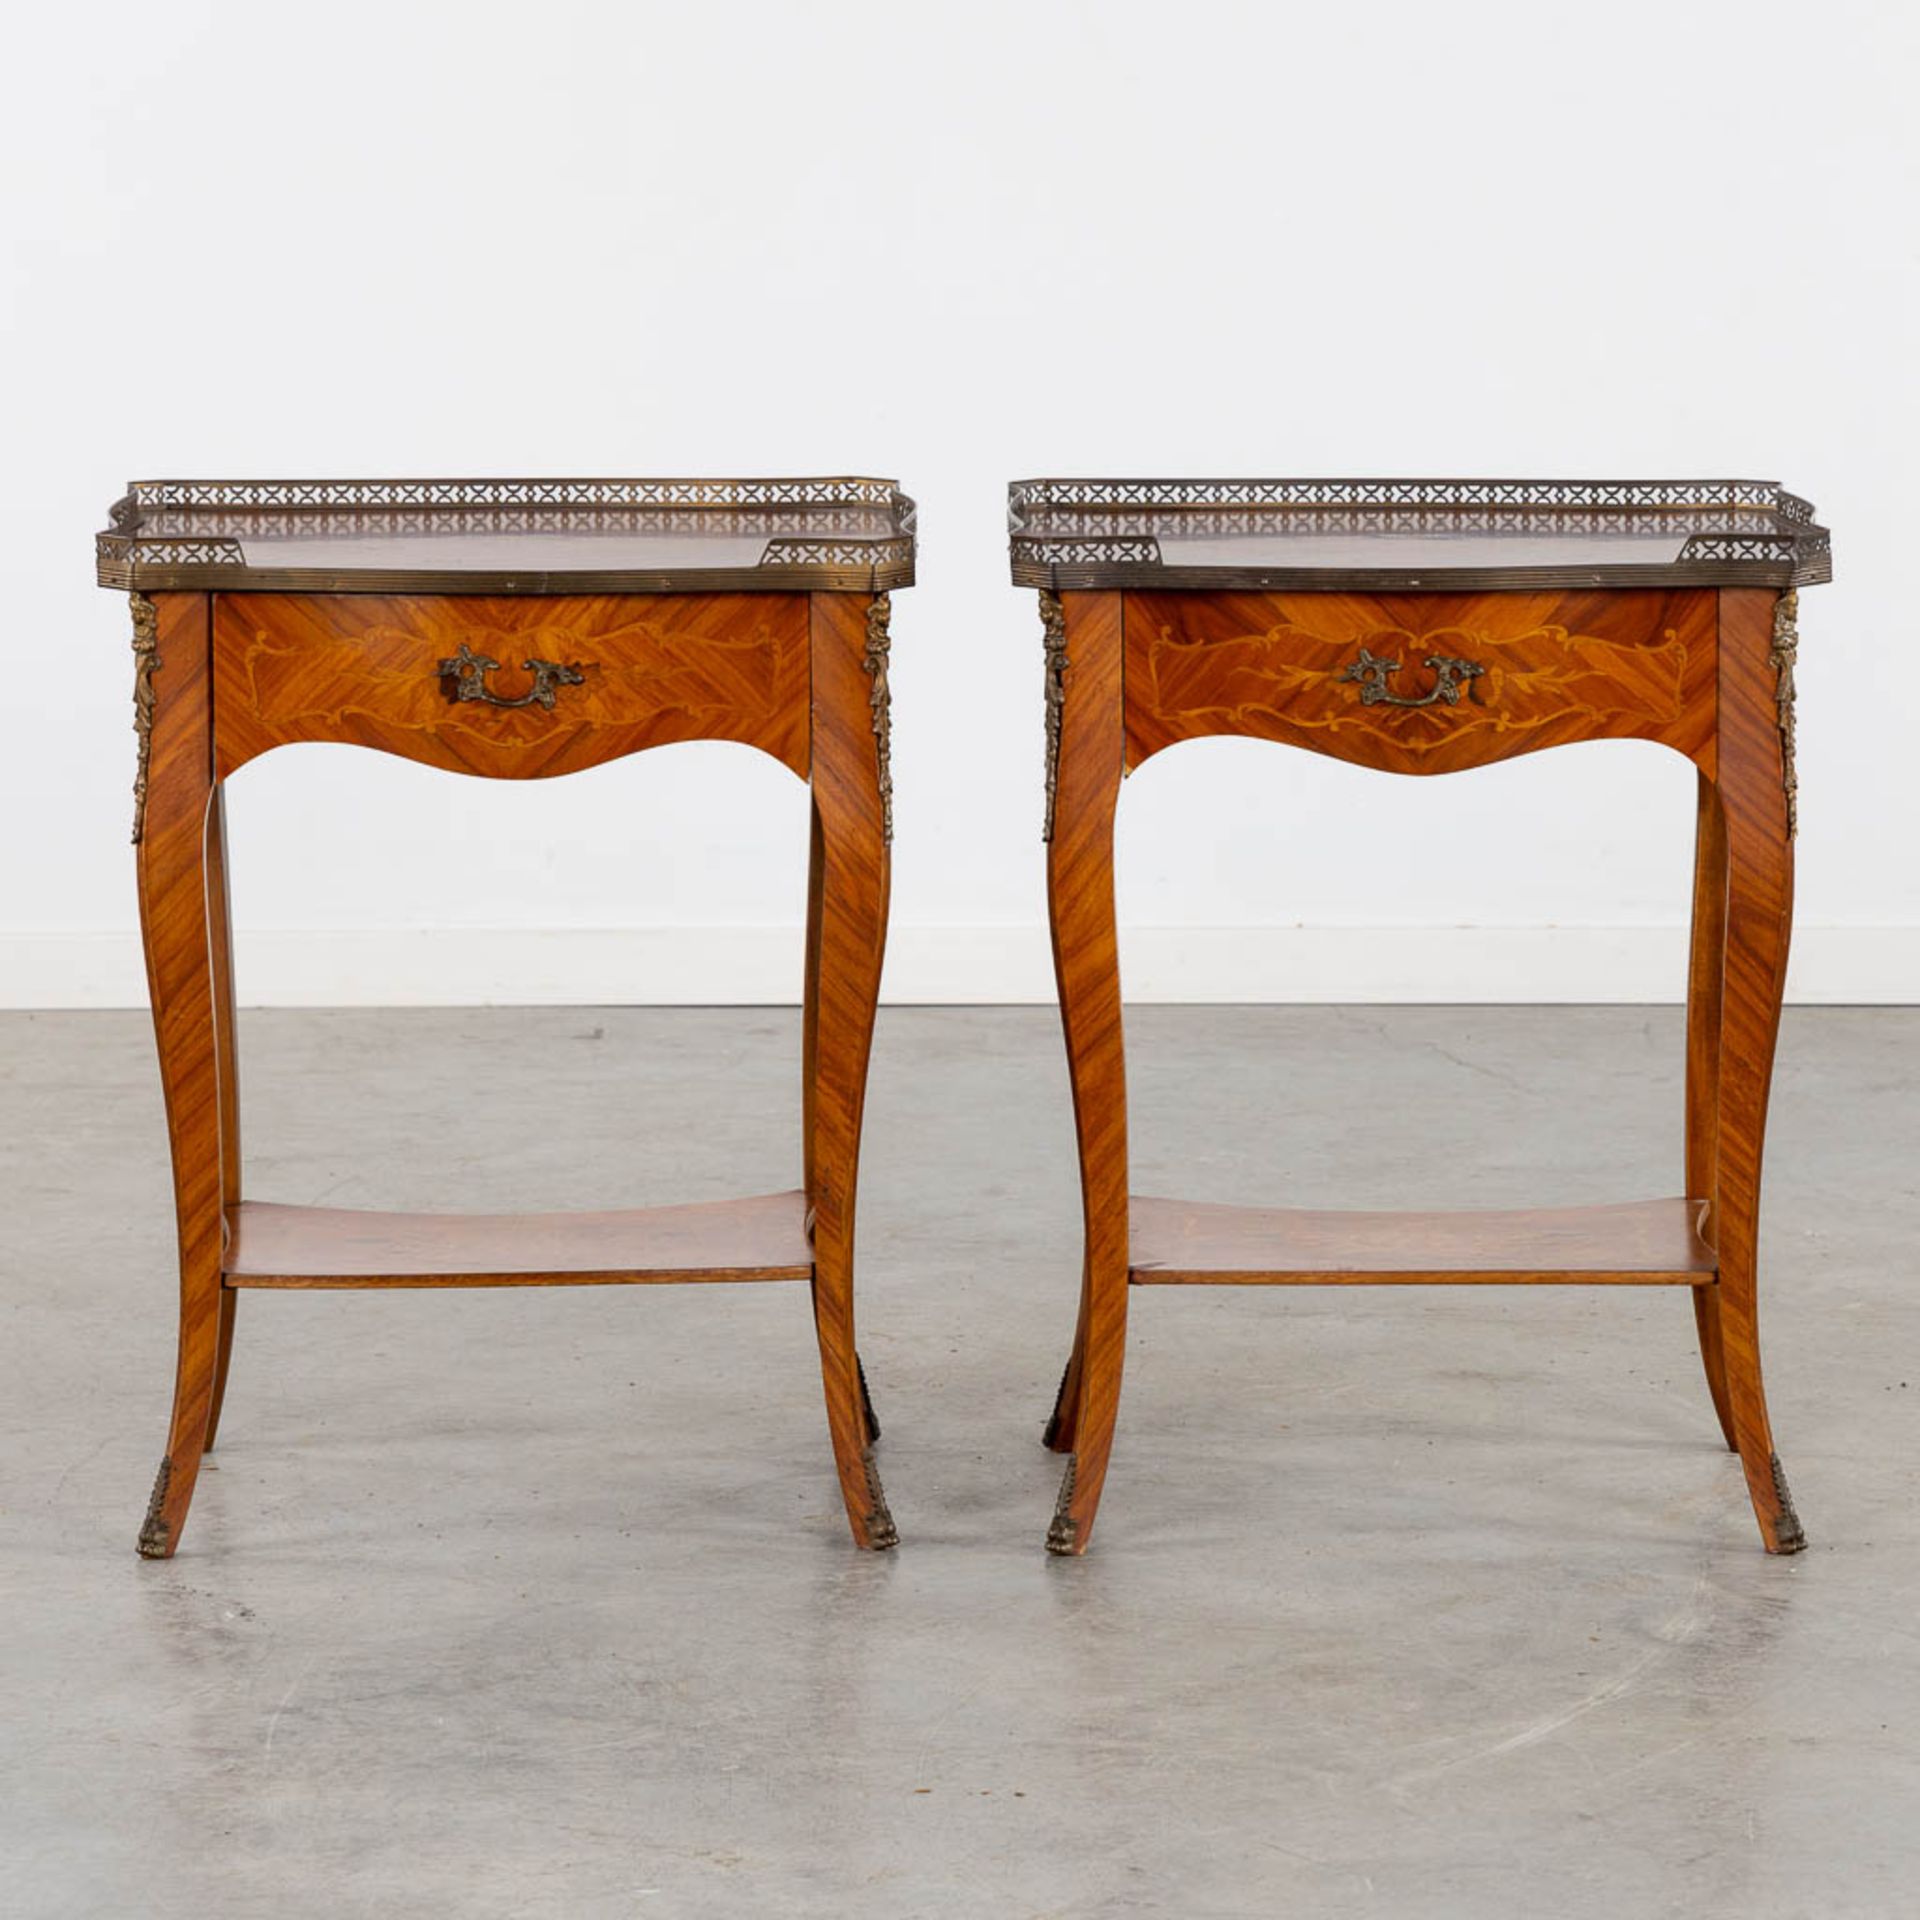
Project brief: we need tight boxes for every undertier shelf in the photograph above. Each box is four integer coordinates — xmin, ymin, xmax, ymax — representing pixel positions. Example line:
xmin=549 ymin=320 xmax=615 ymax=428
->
xmin=223 ymin=1190 xmax=815 ymax=1288
xmin=1128 ymin=1195 xmax=1716 ymax=1286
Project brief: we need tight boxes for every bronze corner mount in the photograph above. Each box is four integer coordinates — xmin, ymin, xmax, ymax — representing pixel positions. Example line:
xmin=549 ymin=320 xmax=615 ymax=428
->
xmin=1770 ymin=1452 xmax=1808 ymax=1553
xmin=129 ymin=592 xmax=160 ymax=845
xmin=863 ymin=593 xmax=894 ymax=843
xmin=860 ymin=1445 xmax=899 ymax=1551
xmin=137 ymin=1453 xmax=173 ymax=1558
xmin=1046 ymin=1451 xmax=1079 ymax=1554
xmin=1039 ymin=589 xmax=1069 ymax=842
xmin=1769 ymin=589 xmax=1799 ymax=839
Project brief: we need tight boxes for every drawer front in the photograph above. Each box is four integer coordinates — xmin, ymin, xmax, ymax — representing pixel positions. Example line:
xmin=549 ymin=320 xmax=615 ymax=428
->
xmin=1124 ymin=589 xmax=1716 ymax=776
xmin=214 ymin=593 xmax=811 ymax=780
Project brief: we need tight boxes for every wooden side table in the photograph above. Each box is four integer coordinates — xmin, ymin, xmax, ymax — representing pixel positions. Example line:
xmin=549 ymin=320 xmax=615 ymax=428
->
xmin=99 ymin=476 xmax=914 ymax=1556
xmin=1012 ymin=478 xmax=1831 ymax=1557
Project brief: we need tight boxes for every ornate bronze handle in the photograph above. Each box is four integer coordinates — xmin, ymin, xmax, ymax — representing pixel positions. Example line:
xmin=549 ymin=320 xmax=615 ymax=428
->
xmin=437 ymin=643 xmax=587 ymax=711
xmin=1336 ymin=646 xmax=1486 ymax=709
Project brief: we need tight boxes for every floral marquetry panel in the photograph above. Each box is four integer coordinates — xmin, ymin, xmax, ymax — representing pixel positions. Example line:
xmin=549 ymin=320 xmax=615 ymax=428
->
xmin=213 ymin=593 xmax=812 ymax=780
xmin=1123 ymin=589 xmax=1718 ymax=777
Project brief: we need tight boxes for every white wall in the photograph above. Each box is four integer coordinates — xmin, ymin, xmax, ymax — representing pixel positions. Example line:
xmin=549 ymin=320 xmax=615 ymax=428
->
xmin=3 ymin=0 xmax=1915 ymax=1007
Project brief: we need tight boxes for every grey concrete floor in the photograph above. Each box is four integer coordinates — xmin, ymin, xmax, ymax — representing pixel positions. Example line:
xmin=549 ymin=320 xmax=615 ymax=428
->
xmin=2 ymin=1005 xmax=1917 ymax=1918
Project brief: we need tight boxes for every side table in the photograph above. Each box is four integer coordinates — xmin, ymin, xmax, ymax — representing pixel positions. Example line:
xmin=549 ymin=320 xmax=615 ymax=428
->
xmin=99 ymin=476 xmax=913 ymax=1555
xmin=1012 ymin=477 xmax=1830 ymax=1557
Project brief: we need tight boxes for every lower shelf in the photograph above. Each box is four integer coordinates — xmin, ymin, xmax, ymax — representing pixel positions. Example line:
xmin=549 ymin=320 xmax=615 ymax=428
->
xmin=223 ymin=1189 xmax=815 ymax=1288
xmin=1128 ymin=1194 xmax=1716 ymax=1286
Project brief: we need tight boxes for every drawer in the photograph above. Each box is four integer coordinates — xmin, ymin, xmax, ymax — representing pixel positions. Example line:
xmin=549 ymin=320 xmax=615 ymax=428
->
xmin=213 ymin=592 xmax=811 ymax=780
xmin=1124 ymin=589 xmax=1716 ymax=776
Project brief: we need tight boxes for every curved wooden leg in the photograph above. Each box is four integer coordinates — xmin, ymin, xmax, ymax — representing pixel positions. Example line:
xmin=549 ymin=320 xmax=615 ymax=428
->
xmin=1709 ymin=590 xmax=1806 ymax=1554
xmin=1684 ymin=770 xmax=1738 ymax=1452
xmin=804 ymin=595 xmax=896 ymax=1549
xmin=1039 ymin=591 xmax=1130 ymax=1554
xmin=131 ymin=593 xmax=225 ymax=1558
xmin=803 ymin=790 xmax=885 ymax=1451
xmin=802 ymin=788 xmax=823 ymax=1201
xmin=1690 ymin=1287 xmax=1737 ymax=1453
xmin=203 ymin=785 xmax=242 ymax=1453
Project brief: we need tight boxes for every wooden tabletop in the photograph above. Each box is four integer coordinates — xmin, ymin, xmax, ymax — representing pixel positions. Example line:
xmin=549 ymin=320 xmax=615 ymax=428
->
xmin=98 ymin=477 xmax=916 ymax=595
xmin=1009 ymin=479 xmax=1830 ymax=593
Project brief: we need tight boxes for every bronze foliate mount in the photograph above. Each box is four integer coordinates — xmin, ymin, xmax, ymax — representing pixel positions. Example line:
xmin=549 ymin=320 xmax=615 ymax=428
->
xmin=860 ymin=1445 xmax=899 ymax=1551
xmin=863 ymin=592 xmax=894 ymax=843
xmin=129 ymin=592 xmax=160 ymax=845
xmin=1046 ymin=1451 xmax=1079 ymax=1554
xmin=1336 ymin=645 xmax=1487 ymax=710
xmin=137 ymin=1453 xmax=173 ymax=1558
xmin=1039 ymin=589 xmax=1069 ymax=841
xmin=1769 ymin=1452 xmax=1807 ymax=1554
xmin=437 ymin=644 xmax=586 ymax=712
xmin=1770 ymin=589 xmax=1799 ymax=839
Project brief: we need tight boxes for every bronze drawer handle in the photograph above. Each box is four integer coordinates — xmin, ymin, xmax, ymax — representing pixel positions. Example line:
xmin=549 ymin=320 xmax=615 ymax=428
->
xmin=1336 ymin=646 xmax=1485 ymax=710
xmin=437 ymin=643 xmax=587 ymax=711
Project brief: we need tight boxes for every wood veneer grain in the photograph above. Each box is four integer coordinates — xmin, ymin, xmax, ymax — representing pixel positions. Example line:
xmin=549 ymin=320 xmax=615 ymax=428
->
xmin=802 ymin=593 xmax=897 ymax=1550
xmin=133 ymin=593 xmax=223 ymax=1558
xmin=129 ymin=572 xmax=897 ymax=1555
xmin=224 ymin=1191 xmax=814 ymax=1287
xmin=215 ymin=593 xmax=810 ymax=779
xmin=1701 ymin=588 xmax=1805 ymax=1552
xmin=1040 ymin=592 xmax=1129 ymax=1554
xmin=1126 ymin=589 xmax=1716 ymax=776
xmin=1129 ymin=1195 xmax=1715 ymax=1286
xmin=1038 ymin=578 xmax=1807 ymax=1557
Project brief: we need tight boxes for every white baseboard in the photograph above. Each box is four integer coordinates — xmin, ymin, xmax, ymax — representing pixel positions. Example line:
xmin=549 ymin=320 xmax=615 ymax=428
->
xmin=2 ymin=924 xmax=1915 ymax=1008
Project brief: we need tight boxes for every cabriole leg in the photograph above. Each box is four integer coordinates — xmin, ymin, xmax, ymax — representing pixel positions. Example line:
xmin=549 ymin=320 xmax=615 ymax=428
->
xmin=1684 ymin=769 xmax=1738 ymax=1451
xmin=1038 ymin=591 xmax=1129 ymax=1554
xmin=804 ymin=594 xmax=896 ymax=1548
xmin=1708 ymin=589 xmax=1806 ymax=1553
xmin=130 ymin=593 xmax=225 ymax=1559
xmin=805 ymin=791 xmax=882 ymax=1453
xmin=203 ymin=784 xmax=241 ymax=1451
